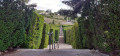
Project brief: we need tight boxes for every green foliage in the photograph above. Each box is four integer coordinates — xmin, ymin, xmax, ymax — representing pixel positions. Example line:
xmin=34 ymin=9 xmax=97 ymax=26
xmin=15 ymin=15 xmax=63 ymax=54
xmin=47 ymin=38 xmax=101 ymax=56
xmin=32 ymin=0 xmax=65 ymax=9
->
xmin=0 ymin=6 xmax=25 ymax=51
xmin=64 ymin=22 xmax=83 ymax=49
xmin=66 ymin=29 xmax=71 ymax=44
xmin=49 ymin=29 xmax=55 ymax=44
xmin=28 ymin=13 xmax=44 ymax=49
xmin=71 ymin=23 xmax=79 ymax=48
xmin=0 ymin=0 xmax=44 ymax=51
xmin=62 ymin=25 xmax=73 ymax=44
xmin=40 ymin=23 xmax=50 ymax=49
xmin=92 ymin=0 xmax=120 ymax=53
xmin=63 ymin=30 xmax=66 ymax=43
xmin=55 ymin=30 xmax=59 ymax=41
xmin=62 ymin=25 xmax=73 ymax=30
xmin=62 ymin=0 xmax=120 ymax=54
xmin=0 ymin=1 xmax=28 ymax=50
xmin=48 ymin=24 xmax=60 ymax=44
xmin=49 ymin=24 xmax=60 ymax=30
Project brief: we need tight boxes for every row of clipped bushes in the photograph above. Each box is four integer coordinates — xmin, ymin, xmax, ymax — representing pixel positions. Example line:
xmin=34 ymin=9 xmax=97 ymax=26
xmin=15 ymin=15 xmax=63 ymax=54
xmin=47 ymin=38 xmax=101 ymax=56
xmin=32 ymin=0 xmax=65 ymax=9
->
xmin=62 ymin=0 xmax=120 ymax=55
xmin=63 ymin=18 xmax=120 ymax=53
xmin=39 ymin=23 xmax=50 ymax=49
xmin=25 ymin=13 xmax=44 ymax=49
xmin=63 ymin=23 xmax=81 ymax=49
xmin=40 ymin=24 xmax=60 ymax=49
xmin=0 ymin=10 xmax=45 ymax=51
xmin=50 ymin=24 xmax=60 ymax=44
xmin=0 ymin=3 xmax=29 ymax=51
xmin=55 ymin=30 xmax=59 ymax=41
xmin=62 ymin=25 xmax=73 ymax=43
xmin=28 ymin=23 xmax=60 ymax=49
xmin=0 ymin=0 xmax=60 ymax=51
xmin=0 ymin=0 xmax=51 ymax=51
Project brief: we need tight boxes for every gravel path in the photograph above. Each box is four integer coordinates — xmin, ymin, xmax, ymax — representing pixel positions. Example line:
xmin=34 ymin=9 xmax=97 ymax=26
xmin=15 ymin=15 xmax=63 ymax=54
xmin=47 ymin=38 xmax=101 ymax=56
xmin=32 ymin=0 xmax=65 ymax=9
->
xmin=3 ymin=49 xmax=109 ymax=56
xmin=2 ymin=36 xmax=109 ymax=56
xmin=2 ymin=26 xmax=109 ymax=56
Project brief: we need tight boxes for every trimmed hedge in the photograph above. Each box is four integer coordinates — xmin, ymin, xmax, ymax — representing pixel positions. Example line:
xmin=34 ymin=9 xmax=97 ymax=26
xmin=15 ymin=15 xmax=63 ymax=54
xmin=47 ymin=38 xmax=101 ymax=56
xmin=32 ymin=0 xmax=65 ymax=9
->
xmin=55 ymin=30 xmax=59 ymax=41
xmin=0 ymin=9 xmax=26 ymax=51
xmin=64 ymin=21 xmax=95 ymax=49
xmin=64 ymin=16 xmax=120 ymax=53
xmin=63 ymin=30 xmax=66 ymax=43
xmin=40 ymin=23 xmax=50 ymax=49
xmin=64 ymin=23 xmax=81 ymax=49
xmin=49 ymin=24 xmax=60 ymax=42
xmin=62 ymin=25 xmax=72 ymax=43
xmin=66 ymin=29 xmax=71 ymax=44
xmin=49 ymin=29 xmax=55 ymax=44
xmin=28 ymin=13 xmax=44 ymax=49
xmin=64 ymin=0 xmax=120 ymax=54
xmin=0 ymin=0 xmax=44 ymax=51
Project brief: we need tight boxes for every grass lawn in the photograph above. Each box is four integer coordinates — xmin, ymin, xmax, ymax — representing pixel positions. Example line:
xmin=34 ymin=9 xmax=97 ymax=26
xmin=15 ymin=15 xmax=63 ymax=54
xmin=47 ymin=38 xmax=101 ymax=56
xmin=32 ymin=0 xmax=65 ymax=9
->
xmin=62 ymin=25 xmax=73 ymax=30
xmin=49 ymin=24 xmax=60 ymax=30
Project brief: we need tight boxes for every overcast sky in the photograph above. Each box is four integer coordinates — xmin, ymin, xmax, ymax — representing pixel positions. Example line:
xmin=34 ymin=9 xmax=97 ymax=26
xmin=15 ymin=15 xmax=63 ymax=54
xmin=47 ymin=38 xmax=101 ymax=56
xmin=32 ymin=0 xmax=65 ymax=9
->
xmin=28 ymin=0 xmax=70 ymax=12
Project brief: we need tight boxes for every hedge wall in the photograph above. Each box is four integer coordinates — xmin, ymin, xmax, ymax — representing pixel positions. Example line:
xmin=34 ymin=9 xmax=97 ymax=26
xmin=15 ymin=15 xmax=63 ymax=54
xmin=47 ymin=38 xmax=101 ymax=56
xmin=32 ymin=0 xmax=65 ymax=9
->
xmin=49 ymin=24 xmax=60 ymax=43
xmin=64 ymin=23 xmax=82 ymax=49
xmin=49 ymin=29 xmax=55 ymax=44
xmin=0 ymin=9 xmax=26 ymax=51
xmin=0 ymin=0 xmax=44 ymax=51
xmin=0 ymin=11 xmax=44 ymax=51
xmin=28 ymin=13 xmax=44 ymax=49
xmin=55 ymin=30 xmax=59 ymax=41
xmin=63 ymin=30 xmax=66 ymax=43
xmin=40 ymin=23 xmax=50 ymax=49
xmin=64 ymin=15 xmax=120 ymax=53
xmin=62 ymin=25 xmax=72 ymax=44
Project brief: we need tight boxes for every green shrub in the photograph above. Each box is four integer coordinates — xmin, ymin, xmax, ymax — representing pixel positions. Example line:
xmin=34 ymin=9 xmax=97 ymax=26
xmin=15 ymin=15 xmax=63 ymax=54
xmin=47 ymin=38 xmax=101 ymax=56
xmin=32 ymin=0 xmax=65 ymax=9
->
xmin=28 ymin=13 xmax=44 ymax=49
xmin=49 ymin=29 xmax=55 ymax=44
xmin=44 ymin=24 xmax=50 ymax=48
xmin=40 ymin=23 xmax=50 ymax=49
xmin=63 ymin=30 xmax=66 ymax=43
xmin=66 ymin=29 xmax=71 ymax=44
xmin=62 ymin=25 xmax=73 ymax=43
xmin=72 ymin=23 xmax=80 ymax=49
xmin=55 ymin=30 xmax=59 ymax=41
xmin=66 ymin=15 xmax=120 ymax=53
xmin=48 ymin=24 xmax=60 ymax=45
xmin=59 ymin=0 xmax=120 ymax=54
xmin=64 ymin=23 xmax=82 ymax=49
xmin=0 ymin=0 xmax=45 ymax=51
xmin=0 ymin=9 xmax=25 ymax=51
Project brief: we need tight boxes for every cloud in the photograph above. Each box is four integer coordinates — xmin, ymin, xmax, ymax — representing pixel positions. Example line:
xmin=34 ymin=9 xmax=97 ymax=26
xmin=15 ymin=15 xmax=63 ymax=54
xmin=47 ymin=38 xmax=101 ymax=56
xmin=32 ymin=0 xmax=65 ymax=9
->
xmin=28 ymin=0 xmax=70 ymax=12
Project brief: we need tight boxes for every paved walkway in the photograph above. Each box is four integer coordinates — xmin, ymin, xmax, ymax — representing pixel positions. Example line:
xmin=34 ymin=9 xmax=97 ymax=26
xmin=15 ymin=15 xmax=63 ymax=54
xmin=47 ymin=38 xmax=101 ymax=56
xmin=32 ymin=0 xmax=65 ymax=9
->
xmin=2 ymin=26 xmax=109 ymax=56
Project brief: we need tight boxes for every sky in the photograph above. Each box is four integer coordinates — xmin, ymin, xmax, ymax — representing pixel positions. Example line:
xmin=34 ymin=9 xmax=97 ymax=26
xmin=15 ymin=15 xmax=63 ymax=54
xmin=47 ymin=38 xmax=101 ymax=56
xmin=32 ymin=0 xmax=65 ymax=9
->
xmin=28 ymin=0 xmax=70 ymax=12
